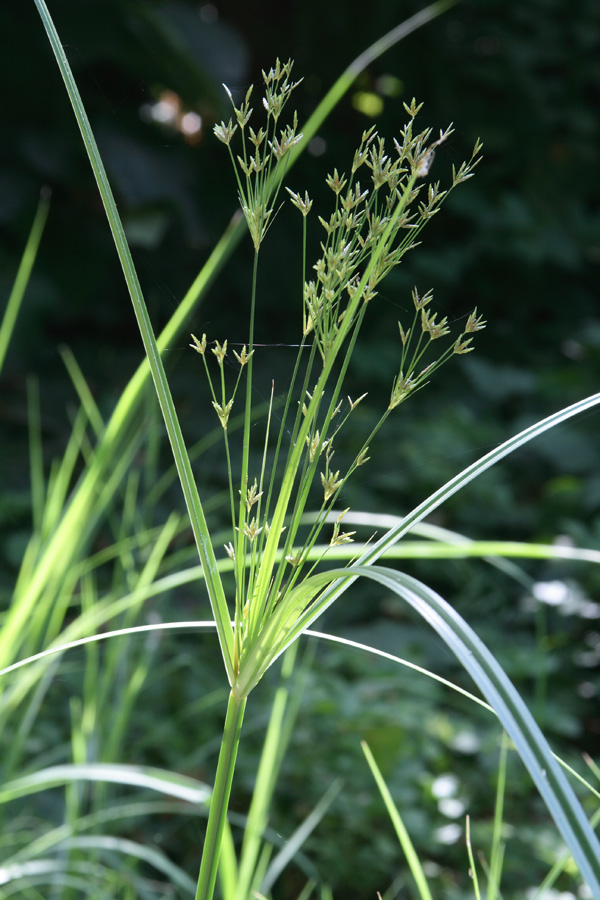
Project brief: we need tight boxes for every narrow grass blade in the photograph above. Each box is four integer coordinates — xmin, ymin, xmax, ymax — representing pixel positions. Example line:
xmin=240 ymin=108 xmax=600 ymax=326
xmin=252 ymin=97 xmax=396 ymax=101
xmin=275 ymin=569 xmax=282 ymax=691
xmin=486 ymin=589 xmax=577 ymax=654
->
xmin=217 ymin=817 xmax=238 ymax=900
xmin=361 ymin=740 xmax=433 ymax=900
xmin=259 ymin=780 xmax=343 ymax=897
xmin=26 ymin=377 xmax=45 ymax=537
xmin=360 ymin=393 xmax=600 ymax=561
xmin=465 ymin=817 xmax=482 ymax=900
xmin=60 ymin=345 xmax=105 ymax=438
xmin=533 ymin=808 xmax=600 ymax=898
xmin=0 ymin=762 xmax=211 ymax=805
xmin=289 ymin=537 xmax=600 ymax=565
xmin=6 ymin=799 xmax=196 ymax=863
xmin=2 ymin=405 xmax=144 ymax=671
xmin=488 ymin=732 xmax=509 ymax=900
xmin=0 ymin=187 xmax=51 ymax=376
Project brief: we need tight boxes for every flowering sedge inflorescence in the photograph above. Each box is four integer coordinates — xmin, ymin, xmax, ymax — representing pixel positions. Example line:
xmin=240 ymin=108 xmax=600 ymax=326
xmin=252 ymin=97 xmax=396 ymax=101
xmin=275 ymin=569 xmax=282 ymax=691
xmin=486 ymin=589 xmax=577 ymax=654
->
xmin=213 ymin=58 xmax=303 ymax=251
xmin=191 ymin=60 xmax=485 ymax=686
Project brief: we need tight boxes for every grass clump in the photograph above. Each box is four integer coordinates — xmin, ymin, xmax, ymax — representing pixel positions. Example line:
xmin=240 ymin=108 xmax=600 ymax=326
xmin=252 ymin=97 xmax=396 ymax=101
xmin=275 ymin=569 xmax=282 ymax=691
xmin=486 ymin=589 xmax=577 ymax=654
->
xmin=8 ymin=2 xmax=600 ymax=897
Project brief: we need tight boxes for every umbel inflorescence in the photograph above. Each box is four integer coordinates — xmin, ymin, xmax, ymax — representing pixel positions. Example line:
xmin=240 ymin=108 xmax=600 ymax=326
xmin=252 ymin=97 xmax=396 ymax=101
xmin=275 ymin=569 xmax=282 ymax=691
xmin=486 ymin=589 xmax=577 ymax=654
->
xmin=192 ymin=59 xmax=485 ymax=684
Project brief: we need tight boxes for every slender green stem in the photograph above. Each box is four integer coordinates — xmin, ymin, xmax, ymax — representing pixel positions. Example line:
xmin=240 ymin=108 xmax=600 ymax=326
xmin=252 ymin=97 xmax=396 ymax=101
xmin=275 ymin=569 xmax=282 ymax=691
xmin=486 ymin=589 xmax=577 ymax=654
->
xmin=235 ymin=252 xmax=261 ymax=635
xmin=489 ymin=731 xmax=508 ymax=900
xmin=195 ymin=691 xmax=247 ymax=900
xmin=235 ymin=643 xmax=299 ymax=900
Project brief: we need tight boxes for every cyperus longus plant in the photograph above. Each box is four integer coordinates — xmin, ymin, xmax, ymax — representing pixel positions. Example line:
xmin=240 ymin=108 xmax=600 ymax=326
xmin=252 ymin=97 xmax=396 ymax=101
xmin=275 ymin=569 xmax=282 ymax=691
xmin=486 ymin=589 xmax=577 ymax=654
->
xmin=202 ymin=60 xmax=484 ymax=696
xmin=28 ymin=0 xmax=600 ymax=893
xmin=190 ymin=59 xmax=484 ymax=900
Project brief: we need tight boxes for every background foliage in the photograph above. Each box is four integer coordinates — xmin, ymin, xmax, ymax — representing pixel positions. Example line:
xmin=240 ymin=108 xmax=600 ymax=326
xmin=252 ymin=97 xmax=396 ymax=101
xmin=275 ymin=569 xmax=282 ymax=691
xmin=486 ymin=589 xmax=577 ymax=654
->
xmin=2 ymin=0 xmax=600 ymax=897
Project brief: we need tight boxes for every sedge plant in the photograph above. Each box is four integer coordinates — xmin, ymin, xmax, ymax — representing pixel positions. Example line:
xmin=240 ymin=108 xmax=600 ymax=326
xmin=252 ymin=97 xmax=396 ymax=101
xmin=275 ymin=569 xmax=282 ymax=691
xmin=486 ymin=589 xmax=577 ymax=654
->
xmin=23 ymin=2 xmax=600 ymax=898
xmin=189 ymin=61 xmax=486 ymax=900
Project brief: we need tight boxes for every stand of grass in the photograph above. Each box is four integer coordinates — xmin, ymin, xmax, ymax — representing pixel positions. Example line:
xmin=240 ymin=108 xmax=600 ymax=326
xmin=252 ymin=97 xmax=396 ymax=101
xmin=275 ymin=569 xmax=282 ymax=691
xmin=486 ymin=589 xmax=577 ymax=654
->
xmin=4 ymin=1 xmax=598 ymax=897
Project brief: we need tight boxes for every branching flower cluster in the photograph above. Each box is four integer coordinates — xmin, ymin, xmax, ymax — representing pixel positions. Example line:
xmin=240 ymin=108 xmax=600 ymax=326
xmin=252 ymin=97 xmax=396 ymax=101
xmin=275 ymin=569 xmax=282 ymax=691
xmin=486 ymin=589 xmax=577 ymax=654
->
xmin=389 ymin=289 xmax=486 ymax=410
xmin=289 ymin=101 xmax=482 ymax=365
xmin=197 ymin=61 xmax=486 ymax=679
xmin=214 ymin=58 xmax=303 ymax=250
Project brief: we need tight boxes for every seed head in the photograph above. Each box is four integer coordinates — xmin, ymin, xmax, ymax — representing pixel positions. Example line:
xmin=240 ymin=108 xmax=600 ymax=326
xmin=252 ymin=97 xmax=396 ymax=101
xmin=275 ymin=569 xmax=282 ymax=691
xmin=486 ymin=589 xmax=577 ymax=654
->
xmin=421 ymin=308 xmax=450 ymax=340
xmin=321 ymin=470 xmax=344 ymax=502
xmin=286 ymin=187 xmax=313 ymax=216
xmin=212 ymin=398 xmax=234 ymax=428
xmin=241 ymin=478 xmax=263 ymax=512
xmin=212 ymin=340 xmax=228 ymax=366
xmin=189 ymin=333 xmax=207 ymax=355
xmin=464 ymin=308 xmax=487 ymax=333
xmin=326 ymin=169 xmax=348 ymax=195
xmin=233 ymin=345 xmax=254 ymax=367
xmin=453 ymin=336 xmax=475 ymax=355
xmin=330 ymin=508 xmax=356 ymax=547
xmin=389 ymin=372 xmax=417 ymax=409
xmin=213 ymin=119 xmax=238 ymax=146
xmin=240 ymin=518 xmax=263 ymax=543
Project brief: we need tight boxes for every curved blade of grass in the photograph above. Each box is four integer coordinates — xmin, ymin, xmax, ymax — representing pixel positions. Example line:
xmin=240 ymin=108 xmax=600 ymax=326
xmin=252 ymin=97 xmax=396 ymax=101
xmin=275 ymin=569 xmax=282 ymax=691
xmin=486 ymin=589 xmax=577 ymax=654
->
xmin=262 ymin=565 xmax=600 ymax=895
xmin=0 ymin=619 xmax=223 ymax=726
xmin=361 ymin=740 xmax=433 ymax=900
xmin=0 ymin=187 xmax=51 ymax=377
xmin=0 ymin=861 xmax=108 ymax=895
xmin=8 ymin=799 xmax=205 ymax=864
xmin=307 ymin=628 xmax=493 ymax=713
xmin=5 ymin=616 xmax=600 ymax=811
xmin=315 ymin=509 xmax=600 ymax=575
xmin=534 ymin=808 xmax=600 ymax=899
xmin=0 ymin=762 xmax=211 ymax=805
xmin=358 ymin=392 xmax=600 ymax=559
xmin=294 ymin=538 xmax=600 ymax=564
xmin=1 ymin=843 xmax=194 ymax=897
